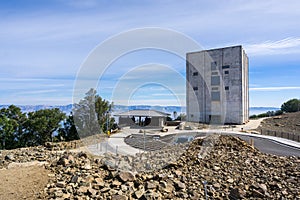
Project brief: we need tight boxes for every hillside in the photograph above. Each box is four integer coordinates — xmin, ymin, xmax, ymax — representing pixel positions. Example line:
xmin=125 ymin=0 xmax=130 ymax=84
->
xmin=0 ymin=135 xmax=299 ymax=199
xmin=258 ymin=111 xmax=300 ymax=134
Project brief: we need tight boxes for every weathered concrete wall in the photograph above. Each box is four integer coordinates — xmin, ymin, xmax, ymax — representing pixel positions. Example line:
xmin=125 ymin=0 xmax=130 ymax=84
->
xmin=186 ymin=45 xmax=249 ymax=124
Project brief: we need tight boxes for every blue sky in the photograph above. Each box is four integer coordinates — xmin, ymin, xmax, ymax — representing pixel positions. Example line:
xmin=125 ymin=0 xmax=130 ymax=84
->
xmin=0 ymin=0 xmax=299 ymax=107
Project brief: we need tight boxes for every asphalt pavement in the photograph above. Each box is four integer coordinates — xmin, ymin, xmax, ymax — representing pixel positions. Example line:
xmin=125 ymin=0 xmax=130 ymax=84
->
xmin=228 ymin=134 xmax=300 ymax=157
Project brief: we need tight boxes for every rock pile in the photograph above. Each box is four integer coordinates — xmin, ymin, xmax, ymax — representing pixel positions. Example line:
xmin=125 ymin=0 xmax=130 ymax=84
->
xmin=45 ymin=141 xmax=80 ymax=151
xmin=102 ymin=143 xmax=187 ymax=172
xmin=44 ymin=134 xmax=109 ymax=151
xmin=42 ymin=135 xmax=299 ymax=199
xmin=1 ymin=135 xmax=299 ymax=199
xmin=0 ymin=146 xmax=62 ymax=169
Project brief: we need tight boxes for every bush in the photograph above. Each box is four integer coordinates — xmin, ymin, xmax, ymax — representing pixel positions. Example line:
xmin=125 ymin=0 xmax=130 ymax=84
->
xmin=257 ymin=113 xmax=269 ymax=118
xmin=281 ymin=99 xmax=300 ymax=113
xmin=249 ymin=114 xmax=257 ymax=119
xmin=250 ymin=109 xmax=283 ymax=119
xmin=274 ymin=110 xmax=283 ymax=116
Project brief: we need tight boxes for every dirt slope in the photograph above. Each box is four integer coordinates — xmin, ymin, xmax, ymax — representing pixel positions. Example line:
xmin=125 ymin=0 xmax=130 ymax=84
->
xmin=258 ymin=111 xmax=300 ymax=134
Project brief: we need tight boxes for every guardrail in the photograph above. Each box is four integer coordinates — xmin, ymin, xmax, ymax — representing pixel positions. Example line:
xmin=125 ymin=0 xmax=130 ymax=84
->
xmin=257 ymin=128 xmax=300 ymax=142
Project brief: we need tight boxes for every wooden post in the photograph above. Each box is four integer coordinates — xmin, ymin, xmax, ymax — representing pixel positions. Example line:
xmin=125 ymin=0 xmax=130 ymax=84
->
xmin=249 ymin=139 xmax=254 ymax=147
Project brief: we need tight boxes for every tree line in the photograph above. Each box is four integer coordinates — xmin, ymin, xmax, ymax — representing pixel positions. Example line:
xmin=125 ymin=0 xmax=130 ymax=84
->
xmin=1 ymin=92 xmax=298 ymax=150
xmin=0 ymin=89 xmax=116 ymax=150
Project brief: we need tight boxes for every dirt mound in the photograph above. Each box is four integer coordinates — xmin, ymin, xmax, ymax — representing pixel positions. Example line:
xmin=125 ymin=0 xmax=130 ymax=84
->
xmin=258 ymin=111 xmax=300 ymax=134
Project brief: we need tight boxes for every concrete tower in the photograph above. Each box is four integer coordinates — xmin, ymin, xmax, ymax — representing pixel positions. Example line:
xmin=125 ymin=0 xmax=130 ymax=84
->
xmin=186 ymin=45 xmax=249 ymax=124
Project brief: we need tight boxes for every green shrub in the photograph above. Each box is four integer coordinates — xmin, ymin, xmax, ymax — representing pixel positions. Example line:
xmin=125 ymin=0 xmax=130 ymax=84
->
xmin=281 ymin=98 xmax=300 ymax=113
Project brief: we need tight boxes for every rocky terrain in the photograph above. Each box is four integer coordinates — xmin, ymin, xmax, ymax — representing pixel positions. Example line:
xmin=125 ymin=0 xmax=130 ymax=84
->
xmin=0 ymin=135 xmax=299 ymax=199
xmin=258 ymin=111 xmax=300 ymax=134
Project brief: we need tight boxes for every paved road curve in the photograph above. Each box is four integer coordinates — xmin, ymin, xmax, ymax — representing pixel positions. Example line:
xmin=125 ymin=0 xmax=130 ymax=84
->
xmin=87 ymin=129 xmax=300 ymax=157
xmin=234 ymin=134 xmax=300 ymax=157
xmin=197 ymin=131 xmax=300 ymax=157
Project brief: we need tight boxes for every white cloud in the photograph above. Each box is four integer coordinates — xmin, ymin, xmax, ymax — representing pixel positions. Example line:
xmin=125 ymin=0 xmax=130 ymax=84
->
xmin=245 ymin=37 xmax=300 ymax=56
xmin=250 ymin=86 xmax=300 ymax=91
xmin=17 ymin=89 xmax=59 ymax=95
xmin=0 ymin=78 xmax=57 ymax=82
xmin=152 ymin=93 xmax=185 ymax=97
xmin=117 ymin=65 xmax=176 ymax=81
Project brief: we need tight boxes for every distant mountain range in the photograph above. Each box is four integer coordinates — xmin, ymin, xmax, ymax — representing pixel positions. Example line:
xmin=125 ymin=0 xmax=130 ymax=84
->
xmin=0 ymin=104 xmax=280 ymax=117
xmin=0 ymin=104 xmax=73 ymax=114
